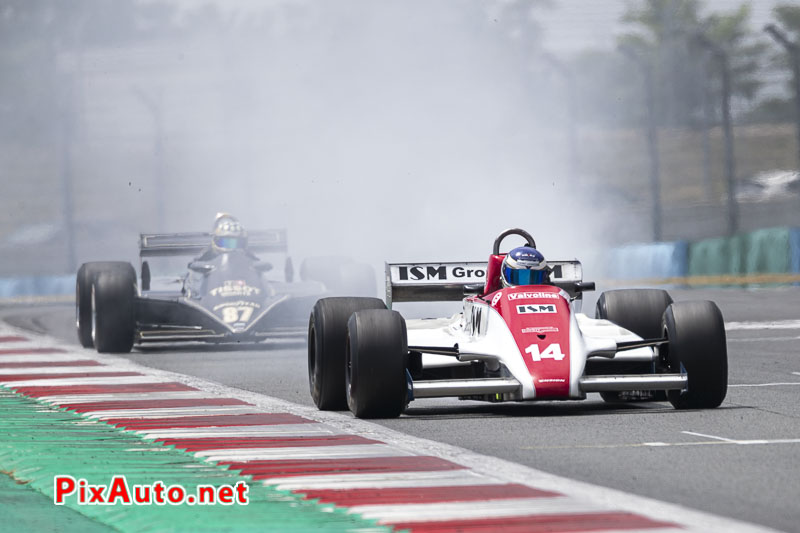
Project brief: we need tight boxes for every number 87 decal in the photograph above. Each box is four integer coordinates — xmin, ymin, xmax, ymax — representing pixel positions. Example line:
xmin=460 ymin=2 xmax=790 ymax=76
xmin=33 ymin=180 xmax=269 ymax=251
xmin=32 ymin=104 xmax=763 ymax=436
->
xmin=222 ymin=306 xmax=254 ymax=324
xmin=525 ymin=343 xmax=565 ymax=362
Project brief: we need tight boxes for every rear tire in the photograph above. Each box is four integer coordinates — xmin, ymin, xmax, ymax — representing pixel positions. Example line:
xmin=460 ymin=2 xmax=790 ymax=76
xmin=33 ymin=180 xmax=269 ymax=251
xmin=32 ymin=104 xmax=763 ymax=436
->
xmin=595 ymin=289 xmax=673 ymax=403
xmin=595 ymin=289 xmax=673 ymax=339
xmin=77 ymin=262 xmax=135 ymax=348
xmin=92 ymin=268 xmax=137 ymax=353
xmin=346 ymin=309 xmax=408 ymax=419
xmin=308 ymin=297 xmax=386 ymax=410
xmin=663 ymin=301 xmax=728 ymax=409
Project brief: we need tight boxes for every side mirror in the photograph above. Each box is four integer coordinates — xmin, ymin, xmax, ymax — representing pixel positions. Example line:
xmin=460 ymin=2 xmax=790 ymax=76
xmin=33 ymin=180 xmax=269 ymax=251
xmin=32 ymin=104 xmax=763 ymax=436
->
xmin=254 ymin=262 xmax=273 ymax=273
xmin=141 ymin=261 xmax=151 ymax=291
xmin=284 ymin=257 xmax=294 ymax=282
xmin=463 ymin=284 xmax=484 ymax=297
xmin=575 ymin=281 xmax=595 ymax=293
xmin=188 ymin=262 xmax=214 ymax=274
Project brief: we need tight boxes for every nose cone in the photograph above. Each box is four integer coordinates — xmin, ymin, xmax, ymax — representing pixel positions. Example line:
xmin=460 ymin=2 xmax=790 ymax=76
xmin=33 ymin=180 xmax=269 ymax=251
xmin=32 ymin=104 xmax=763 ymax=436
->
xmin=491 ymin=285 xmax=572 ymax=398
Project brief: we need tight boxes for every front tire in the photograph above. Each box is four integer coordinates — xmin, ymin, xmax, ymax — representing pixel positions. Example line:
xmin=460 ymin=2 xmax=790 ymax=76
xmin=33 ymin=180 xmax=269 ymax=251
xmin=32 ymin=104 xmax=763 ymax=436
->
xmin=346 ymin=309 xmax=408 ymax=419
xmin=92 ymin=268 xmax=137 ymax=353
xmin=663 ymin=301 xmax=728 ymax=409
xmin=77 ymin=262 xmax=135 ymax=348
xmin=308 ymin=297 xmax=386 ymax=410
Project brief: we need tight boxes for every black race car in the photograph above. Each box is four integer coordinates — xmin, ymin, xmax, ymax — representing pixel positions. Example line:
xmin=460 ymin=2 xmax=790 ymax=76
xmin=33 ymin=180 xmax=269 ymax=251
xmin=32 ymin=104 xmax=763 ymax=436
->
xmin=76 ymin=230 xmax=374 ymax=352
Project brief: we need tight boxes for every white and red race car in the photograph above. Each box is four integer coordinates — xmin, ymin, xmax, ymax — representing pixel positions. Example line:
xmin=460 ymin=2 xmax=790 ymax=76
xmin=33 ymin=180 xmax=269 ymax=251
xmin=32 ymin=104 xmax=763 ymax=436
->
xmin=308 ymin=228 xmax=728 ymax=418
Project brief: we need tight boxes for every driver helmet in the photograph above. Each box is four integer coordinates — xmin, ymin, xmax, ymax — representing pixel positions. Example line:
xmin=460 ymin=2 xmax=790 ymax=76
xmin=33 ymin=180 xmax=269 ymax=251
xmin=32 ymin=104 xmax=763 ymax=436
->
xmin=500 ymin=246 xmax=549 ymax=287
xmin=211 ymin=213 xmax=247 ymax=252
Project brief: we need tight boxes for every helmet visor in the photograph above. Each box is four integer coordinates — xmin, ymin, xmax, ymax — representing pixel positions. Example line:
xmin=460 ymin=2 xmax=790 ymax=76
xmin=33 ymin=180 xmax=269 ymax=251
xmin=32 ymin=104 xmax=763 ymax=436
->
xmin=214 ymin=236 xmax=243 ymax=250
xmin=504 ymin=266 xmax=546 ymax=286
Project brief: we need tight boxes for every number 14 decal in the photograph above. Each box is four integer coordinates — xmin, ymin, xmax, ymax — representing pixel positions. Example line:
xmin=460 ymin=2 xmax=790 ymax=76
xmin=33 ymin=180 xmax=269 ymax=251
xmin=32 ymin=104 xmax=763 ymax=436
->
xmin=525 ymin=343 xmax=565 ymax=362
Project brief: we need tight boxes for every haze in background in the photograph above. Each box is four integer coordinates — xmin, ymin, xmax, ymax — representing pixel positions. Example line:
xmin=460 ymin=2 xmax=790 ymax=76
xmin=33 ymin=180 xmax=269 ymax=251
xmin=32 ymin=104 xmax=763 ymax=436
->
xmin=2 ymin=0 xmax=799 ymax=281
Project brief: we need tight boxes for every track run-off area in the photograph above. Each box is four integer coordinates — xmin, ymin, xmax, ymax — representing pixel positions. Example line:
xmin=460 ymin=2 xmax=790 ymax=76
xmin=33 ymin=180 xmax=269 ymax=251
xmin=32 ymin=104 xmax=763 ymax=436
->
xmin=1 ymin=286 xmax=798 ymax=532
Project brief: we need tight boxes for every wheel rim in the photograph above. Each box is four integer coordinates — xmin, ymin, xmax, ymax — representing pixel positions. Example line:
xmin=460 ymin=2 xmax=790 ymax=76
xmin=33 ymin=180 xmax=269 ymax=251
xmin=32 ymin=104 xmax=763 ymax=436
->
xmin=75 ymin=281 xmax=81 ymax=329
xmin=345 ymin=332 xmax=353 ymax=402
xmin=91 ymin=286 xmax=97 ymax=345
xmin=308 ymin=324 xmax=317 ymax=390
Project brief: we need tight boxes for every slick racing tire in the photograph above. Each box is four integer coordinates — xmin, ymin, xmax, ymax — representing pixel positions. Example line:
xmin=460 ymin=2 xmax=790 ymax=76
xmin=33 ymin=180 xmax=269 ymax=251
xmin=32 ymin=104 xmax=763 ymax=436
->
xmin=308 ymin=297 xmax=386 ymax=410
xmin=346 ymin=309 xmax=408 ymax=419
xmin=77 ymin=262 xmax=135 ymax=348
xmin=300 ymin=257 xmax=377 ymax=298
xmin=595 ymin=289 xmax=673 ymax=403
xmin=663 ymin=301 xmax=728 ymax=409
xmin=92 ymin=267 xmax=137 ymax=353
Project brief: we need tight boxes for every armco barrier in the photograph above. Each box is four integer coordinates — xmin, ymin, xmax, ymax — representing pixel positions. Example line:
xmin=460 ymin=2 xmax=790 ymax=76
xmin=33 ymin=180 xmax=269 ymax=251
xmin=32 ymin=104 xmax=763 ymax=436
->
xmin=791 ymin=228 xmax=800 ymax=274
xmin=688 ymin=227 xmax=792 ymax=278
xmin=0 ymin=275 xmax=73 ymax=299
xmin=606 ymin=226 xmax=800 ymax=286
xmin=609 ymin=241 xmax=688 ymax=280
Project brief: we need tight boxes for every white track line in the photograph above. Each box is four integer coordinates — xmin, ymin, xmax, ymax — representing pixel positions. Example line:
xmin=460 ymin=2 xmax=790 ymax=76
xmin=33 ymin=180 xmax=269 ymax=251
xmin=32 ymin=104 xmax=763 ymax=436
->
xmin=1 ymin=376 xmax=173 ymax=387
xmin=0 ymin=355 xmax=97 ymax=363
xmin=349 ymin=497 xmax=611 ymax=523
xmin=725 ymin=319 xmax=800 ymax=331
xmin=197 ymin=444 xmax=413 ymax=462
xmin=137 ymin=423 xmax=337 ymax=440
xmin=269 ymin=470 xmax=504 ymax=491
xmin=0 ymin=366 xmax=113 ymax=375
xmin=730 ymin=382 xmax=800 ymax=387
xmin=84 ymin=406 xmax=264 ymax=419
xmin=682 ymin=431 xmax=738 ymax=443
xmin=37 ymin=392 xmax=225 ymax=403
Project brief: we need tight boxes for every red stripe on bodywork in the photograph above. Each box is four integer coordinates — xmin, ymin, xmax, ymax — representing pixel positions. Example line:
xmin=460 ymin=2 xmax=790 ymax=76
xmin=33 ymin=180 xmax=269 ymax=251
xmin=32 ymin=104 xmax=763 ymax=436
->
xmin=158 ymin=435 xmax=379 ymax=451
xmin=0 ymin=360 xmax=101 ymax=369
xmin=298 ymin=483 xmax=559 ymax=506
xmin=62 ymin=398 xmax=251 ymax=412
xmin=11 ymin=382 xmax=198 ymax=397
xmin=108 ymin=413 xmax=312 ymax=429
xmin=0 ymin=347 xmax=66 ymax=355
xmin=390 ymin=512 xmax=679 ymax=532
xmin=0 ymin=336 xmax=29 ymax=342
xmin=222 ymin=456 xmax=465 ymax=480
xmin=0 ymin=371 xmax=140 ymax=381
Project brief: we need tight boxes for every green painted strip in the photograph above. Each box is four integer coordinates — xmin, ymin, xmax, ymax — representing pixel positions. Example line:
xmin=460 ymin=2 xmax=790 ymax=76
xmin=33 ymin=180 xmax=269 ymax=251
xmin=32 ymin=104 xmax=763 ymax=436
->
xmin=0 ymin=389 xmax=391 ymax=532
xmin=0 ymin=472 xmax=114 ymax=533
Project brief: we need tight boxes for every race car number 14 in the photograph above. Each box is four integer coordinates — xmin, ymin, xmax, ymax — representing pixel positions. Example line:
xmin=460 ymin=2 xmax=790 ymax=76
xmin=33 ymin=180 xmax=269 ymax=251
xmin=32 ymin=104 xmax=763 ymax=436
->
xmin=525 ymin=343 xmax=565 ymax=362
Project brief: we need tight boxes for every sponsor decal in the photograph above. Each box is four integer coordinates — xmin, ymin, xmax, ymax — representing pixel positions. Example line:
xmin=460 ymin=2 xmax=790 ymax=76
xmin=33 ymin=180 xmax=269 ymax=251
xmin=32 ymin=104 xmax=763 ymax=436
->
xmin=525 ymin=343 xmax=566 ymax=362
xmin=538 ymin=378 xmax=566 ymax=383
xmin=490 ymin=293 xmax=502 ymax=307
xmin=465 ymin=303 xmax=486 ymax=336
xmin=508 ymin=292 xmax=559 ymax=300
xmin=395 ymin=264 xmax=485 ymax=282
xmin=517 ymin=304 xmax=556 ymax=314
xmin=209 ymin=280 xmax=261 ymax=298
xmin=521 ymin=326 xmax=559 ymax=334
xmin=54 ymin=475 xmax=249 ymax=506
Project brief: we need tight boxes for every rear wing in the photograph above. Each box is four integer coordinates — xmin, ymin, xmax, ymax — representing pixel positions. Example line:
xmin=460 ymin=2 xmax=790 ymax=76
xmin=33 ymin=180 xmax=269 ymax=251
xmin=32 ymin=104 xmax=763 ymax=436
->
xmin=385 ymin=260 xmax=585 ymax=307
xmin=139 ymin=229 xmax=288 ymax=257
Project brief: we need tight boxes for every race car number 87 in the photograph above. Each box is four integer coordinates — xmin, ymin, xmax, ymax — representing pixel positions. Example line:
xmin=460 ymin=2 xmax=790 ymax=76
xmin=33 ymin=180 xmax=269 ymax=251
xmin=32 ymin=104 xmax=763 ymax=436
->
xmin=222 ymin=306 xmax=254 ymax=323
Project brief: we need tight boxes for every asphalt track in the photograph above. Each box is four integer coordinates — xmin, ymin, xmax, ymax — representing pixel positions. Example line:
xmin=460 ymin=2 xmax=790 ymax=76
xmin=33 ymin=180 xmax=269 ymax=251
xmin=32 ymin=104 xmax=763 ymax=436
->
xmin=3 ymin=286 xmax=800 ymax=532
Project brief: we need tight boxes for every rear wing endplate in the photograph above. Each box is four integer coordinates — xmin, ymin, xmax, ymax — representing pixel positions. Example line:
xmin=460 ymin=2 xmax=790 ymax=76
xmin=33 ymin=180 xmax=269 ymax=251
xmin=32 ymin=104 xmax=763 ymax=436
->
xmin=385 ymin=260 xmax=584 ymax=307
xmin=139 ymin=229 xmax=288 ymax=257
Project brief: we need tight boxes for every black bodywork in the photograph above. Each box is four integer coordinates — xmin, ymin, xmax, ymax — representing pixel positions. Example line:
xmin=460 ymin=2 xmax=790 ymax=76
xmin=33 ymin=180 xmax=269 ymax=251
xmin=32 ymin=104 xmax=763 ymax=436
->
xmin=134 ymin=231 xmax=325 ymax=344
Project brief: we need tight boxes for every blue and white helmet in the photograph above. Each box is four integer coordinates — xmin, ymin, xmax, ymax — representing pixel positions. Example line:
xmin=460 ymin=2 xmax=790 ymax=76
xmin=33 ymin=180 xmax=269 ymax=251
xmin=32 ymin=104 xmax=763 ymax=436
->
xmin=501 ymin=246 xmax=549 ymax=287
